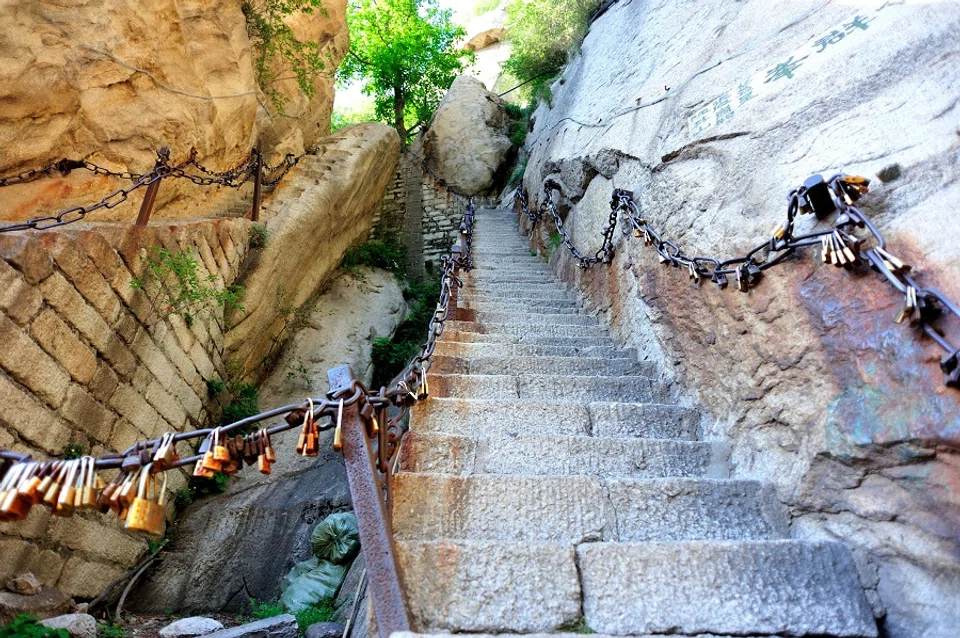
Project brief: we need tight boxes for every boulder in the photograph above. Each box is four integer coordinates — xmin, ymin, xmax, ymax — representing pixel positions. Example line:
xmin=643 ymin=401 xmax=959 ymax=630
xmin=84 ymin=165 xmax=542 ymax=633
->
xmin=304 ymin=622 xmax=344 ymax=638
xmin=464 ymin=28 xmax=506 ymax=52
xmin=159 ymin=617 xmax=226 ymax=638
xmin=204 ymin=615 xmax=297 ymax=638
xmin=38 ymin=614 xmax=96 ymax=638
xmin=6 ymin=573 xmax=41 ymax=596
xmin=518 ymin=1 xmax=960 ymax=636
xmin=423 ymin=76 xmax=512 ymax=195
xmin=0 ymin=588 xmax=72 ymax=624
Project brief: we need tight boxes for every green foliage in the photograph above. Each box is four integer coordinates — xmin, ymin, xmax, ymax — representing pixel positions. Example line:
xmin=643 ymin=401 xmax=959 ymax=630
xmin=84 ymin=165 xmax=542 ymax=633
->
xmin=557 ymin=616 xmax=594 ymax=634
xmin=505 ymin=102 xmax=534 ymax=148
xmin=294 ymin=599 xmax=336 ymax=634
xmin=502 ymin=0 xmax=603 ymax=104
xmin=0 ymin=615 xmax=69 ymax=638
xmin=341 ymin=228 xmax=407 ymax=279
xmin=370 ymin=277 xmax=442 ymax=387
xmin=187 ymin=472 xmax=231 ymax=501
xmin=331 ymin=102 xmax=378 ymax=131
xmin=131 ymin=246 xmax=244 ymax=327
xmin=221 ymin=379 xmax=260 ymax=427
xmin=547 ymin=229 xmax=563 ymax=258
xmin=97 ymin=622 xmax=126 ymax=638
xmin=206 ymin=379 xmax=226 ymax=395
xmin=249 ymin=598 xmax=285 ymax=620
xmin=249 ymin=224 xmax=270 ymax=249
xmin=473 ymin=0 xmax=501 ymax=16
xmin=147 ymin=538 xmax=169 ymax=555
xmin=60 ymin=443 xmax=86 ymax=460
xmin=339 ymin=0 xmax=474 ymax=141
xmin=242 ymin=0 xmax=331 ymax=114
xmin=173 ymin=487 xmax=193 ymax=512
xmin=508 ymin=156 xmax=528 ymax=187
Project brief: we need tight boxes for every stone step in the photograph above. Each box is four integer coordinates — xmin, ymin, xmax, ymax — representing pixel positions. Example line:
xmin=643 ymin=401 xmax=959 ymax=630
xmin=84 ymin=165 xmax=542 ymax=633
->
xmin=462 ymin=300 xmax=580 ymax=314
xmin=473 ymin=261 xmax=550 ymax=271
xmin=428 ymin=373 xmax=656 ymax=402
xmin=467 ymin=282 xmax=572 ymax=294
xmin=432 ymin=340 xmax=635 ymax=360
xmin=393 ymin=475 xmax=786 ymax=543
xmin=396 ymin=540 xmax=875 ymax=637
xmin=400 ymin=432 xmax=719 ymax=479
xmin=447 ymin=321 xmax=607 ymax=339
xmin=471 ymin=312 xmax=596 ymax=326
xmin=578 ymin=541 xmax=878 ymax=637
xmin=465 ymin=290 xmax=576 ymax=302
xmin=430 ymin=355 xmax=648 ymax=377
xmin=465 ymin=274 xmax=557 ymax=284
xmin=411 ymin=398 xmax=701 ymax=440
xmin=443 ymin=331 xmax=616 ymax=348
xmin=396 ymin=540 xmax=581 ymax=634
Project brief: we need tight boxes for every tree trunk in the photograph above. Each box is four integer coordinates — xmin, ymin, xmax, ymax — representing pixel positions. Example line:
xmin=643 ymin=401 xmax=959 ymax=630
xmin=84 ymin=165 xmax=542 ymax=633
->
xmin=393 ymin=84 xmax=407 ymax=147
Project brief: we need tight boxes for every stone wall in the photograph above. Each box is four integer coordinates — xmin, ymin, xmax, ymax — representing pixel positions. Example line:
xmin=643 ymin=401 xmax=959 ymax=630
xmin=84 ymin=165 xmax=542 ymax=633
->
xmin=0 ymin=217 xmax=252 ymax=599
xmin=517 ymin=1 xmax=960 ymax=636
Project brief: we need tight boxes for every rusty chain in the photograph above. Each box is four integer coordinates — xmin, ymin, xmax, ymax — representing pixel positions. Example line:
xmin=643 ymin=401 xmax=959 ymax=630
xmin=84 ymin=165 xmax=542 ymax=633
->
xmin=516 ymin=174 xmax=960 ymax=387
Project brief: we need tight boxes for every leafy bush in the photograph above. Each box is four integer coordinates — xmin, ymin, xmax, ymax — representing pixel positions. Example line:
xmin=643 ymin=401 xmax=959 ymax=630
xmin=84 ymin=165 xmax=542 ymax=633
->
xmin=342 ymin=228 xmax=407 ymax=279
xmin=331 ymin=102 xmax=379 ymax=131
xmin=370 ymin=277 xmax=442 ymax=388
xmin=0 ymin=615 xmax=68 ymax=638
xmin=97 ymin=622 xmax=125 ymax=638
xmin=242 ymin=0 xmax=332 ymax=114
xmin=504 ymin=102 xmax=534 ymax=148
xmin=473 ymin=0 xmax=500 ymax=15
xmin=508 ymin=156 xmax=528 ymax=188
xmin=502 ymin=0 xmax=603 ymax=103
xmin=248 ymin=598 xmax=336 ymax=636
xmin=249 ymin=598 xmax=285 ymax=620
xmin=249 ymin=224 xmax=269 ymax=249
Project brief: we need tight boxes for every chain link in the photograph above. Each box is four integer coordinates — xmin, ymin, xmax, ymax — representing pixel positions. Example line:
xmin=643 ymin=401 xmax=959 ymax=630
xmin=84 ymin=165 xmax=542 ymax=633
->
xmin=517 ymin=175 xmax=960 ymax=388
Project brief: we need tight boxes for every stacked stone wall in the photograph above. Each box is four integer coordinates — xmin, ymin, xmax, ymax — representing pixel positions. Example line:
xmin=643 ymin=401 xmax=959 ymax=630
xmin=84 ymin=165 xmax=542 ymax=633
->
xmin=0 ymin=218 xmax=251 ymax=599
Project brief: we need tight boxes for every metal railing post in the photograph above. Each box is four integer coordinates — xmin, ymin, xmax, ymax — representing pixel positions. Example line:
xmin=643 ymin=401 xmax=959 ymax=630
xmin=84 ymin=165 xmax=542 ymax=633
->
xmin=135 ymin=148 xmax=169 ymax=227
xmin=327 ymin=365 xmax=410 ymax=638
xmin=449 ymin=244 xmax=462 ymax=320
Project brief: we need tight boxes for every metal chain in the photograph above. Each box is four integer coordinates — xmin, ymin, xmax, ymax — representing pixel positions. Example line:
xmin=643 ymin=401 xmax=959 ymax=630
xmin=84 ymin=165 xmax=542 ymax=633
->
xmin=516 ymin=175 xmax=960 ymax=388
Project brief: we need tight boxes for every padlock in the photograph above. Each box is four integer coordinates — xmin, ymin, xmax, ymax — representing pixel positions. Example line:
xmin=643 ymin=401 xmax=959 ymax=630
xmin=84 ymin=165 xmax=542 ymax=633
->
xmin=42 ymin=462 xmax=66 ymax=507
xmin=213 ymin=428 xmax=231 ymax=462
xmin=141 ymin=471 xmax=168 ymax=537
xmin=802 ymin=174 xmax=836 ymax=219
xmin=54 ymin=460 xmax=79 ymax=517
xmin=17 ymin=462 xmax=43 ymax=505
xmin=126 ymin=463 xmax=157 ymax=534
xmin=81 ymin=458 xmax=98 ymax=509
xmin=0 ymin=464 xmax=31 ymax=521
xmin=264 ymin=430 xmax=277 ymax=463
xmin=98 ymin=472 xmax=124 ymax=514
xmin=333 ymin=398 xmax=344 ymax=452
xmin=257 ymin=430 xmax=272 ymax=475
xmin=895 ymin=286 xmax=917 ymax=325
xmin=200 ymin=431 xmax=223 ymax=472
xmin=242 ymin=434 xmax=258 ymax=467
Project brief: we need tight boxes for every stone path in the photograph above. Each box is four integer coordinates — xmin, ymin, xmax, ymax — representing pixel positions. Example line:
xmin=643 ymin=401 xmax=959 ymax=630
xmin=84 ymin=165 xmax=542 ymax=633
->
xmin=392 ymin=209 xmax=878 ymax=637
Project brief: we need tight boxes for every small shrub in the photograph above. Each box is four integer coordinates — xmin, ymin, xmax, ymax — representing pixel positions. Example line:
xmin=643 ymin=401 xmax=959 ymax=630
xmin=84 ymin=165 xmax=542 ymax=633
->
xmin=97 ymin=621 xmax=126 ymax=638
xmin=0 ymin=615 xmax=68 ymax=638
xmin=556 ymin=616 xmax=594 ymax=634
xmin=187 ymin=472 xmax=231 ymax=501
xmin=294 ymin=599 xmax=336 ymax=634
xmin=221 ymin=380 xmax=259 ymax=427
xmin=174 ymin=487 xmax=193 ymax=512
xmin=147 ymin=538 xmax=168 ymax=555
xmin=341 ymin=228 xmax=407 ymax=279
xmin=504 ymin=102 xmax=534 ymax=148
xmin=249 ymin=223 xmax=269 ymax=249
xmin=249 ymin=598 xmax=285 ymax=620
xmin=509 ymin=157 xmax=528 ymax=187
xmin=60 ymin=443 xmax=86 ymax=460
xmin=547 ymin=230 xmax=563 ymax=258
xmin=370 ymin=277 xmax=442 ymax=388
xmin=206 ymin=379 xmax=226 ymax=395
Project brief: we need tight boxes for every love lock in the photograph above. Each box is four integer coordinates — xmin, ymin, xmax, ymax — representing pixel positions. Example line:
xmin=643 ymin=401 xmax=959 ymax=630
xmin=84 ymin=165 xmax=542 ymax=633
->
xmin=800 ymin=174 xmax=836 ymax=219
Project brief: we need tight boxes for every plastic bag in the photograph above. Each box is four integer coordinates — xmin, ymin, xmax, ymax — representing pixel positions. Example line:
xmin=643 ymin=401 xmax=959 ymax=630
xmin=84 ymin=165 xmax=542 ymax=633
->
xmin=280 ymin=561 xmax=348 ymax=613
xmin=279 ymin=556 xmax=319 ymax=594
xmin=310 ymin=512 xmax=360 ymax=565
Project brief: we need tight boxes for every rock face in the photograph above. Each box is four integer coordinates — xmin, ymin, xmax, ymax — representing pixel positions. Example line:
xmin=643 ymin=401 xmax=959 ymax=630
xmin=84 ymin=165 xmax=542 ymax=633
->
xmin=423 ymin=76 xmax=511 ymax=196
xmin=0 ymin=0 xmax=347 ymax=223
xmin=159 ymin=617 xmax=226 ymax=638
xmin=135 ymin=267 xmax=405 ymax=613
xmin=6 ymin=573 xmax=42 ymax=596
xmin=225 ymin=123 xmax=401 ymax=379
xmin=205 ymin=616 xmax=298 ymax=638
xmin=39 ymin=614 xmax=97 ymax=638
xmin=0 ymin=587 xmax=72 ymax=624
xmin=516 ymin=1 xmax=960 ymax=636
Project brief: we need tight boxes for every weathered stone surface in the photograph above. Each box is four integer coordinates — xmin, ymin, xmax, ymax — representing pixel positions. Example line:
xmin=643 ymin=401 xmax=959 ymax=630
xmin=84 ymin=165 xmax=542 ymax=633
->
xmin=396 ymin=540 xmax=581 ymax=633
xmin=0 ymin=587 xmax=72 ymax=624
xmin=428 ymin=373 xmax=655 ymax=402
xmin=225 ymin=124 xmax=401 ymax=377
xmin=303 ymin=622 xmax=344 ymax=638
xmin=39 ymin=614 xmax=97 ymax=638
xmin=204 ymin=616 xmax=298 ymax=638
xmin=578 ymin=541 xmax=877 ymax=637
xmin=464 ymin=28 xmax=506 ymax=52
xmin=423 ymin=76 xmax=511 ymax=195
xmin=6 ymin=572 xmax=41 ymax=596
xmin=515 ymin=1 xmax=960 ymax=634
xmin=0 ymin=0 xmax=348 ymax=223
xmin=159 ymin=617 xmax=225 ymax=638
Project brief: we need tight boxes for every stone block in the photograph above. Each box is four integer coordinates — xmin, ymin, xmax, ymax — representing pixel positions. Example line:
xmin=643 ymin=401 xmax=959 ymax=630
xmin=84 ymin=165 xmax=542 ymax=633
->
xmin=60 ymin=385 xmax=116 ymax=443
xmin=108 ymin=419 xmax=142 ymax=452
xmin=0 ymin=235 xmax=53 ymax=284
xmin=88 ymin=363 xmax=120 ymax=403
xmin=0 ymin=259 xmax=42 ymax=325
xmin=31 ymin=310 xmax=98 ymax=384
xmin=38 ymin=233 xmax=122 ymax=324
xmin=109 ymin=384 xmax=166 ymax=438
xmin=0 ymin=313 xmax=70 ymax=407
xmin=46 ymin=516 xmax=145 ymax=566
xmin=204 ymin=615 xmax=298 ymax=638
xmin=0 ymin=505 xmax=51 ymax=540
xmin=56 ymin=556 xmax=125 ymax=599
xmin=0 ymin=371 xmax=72 ymax=454
xmin=144 ymin=379 xmax=188 ymax=429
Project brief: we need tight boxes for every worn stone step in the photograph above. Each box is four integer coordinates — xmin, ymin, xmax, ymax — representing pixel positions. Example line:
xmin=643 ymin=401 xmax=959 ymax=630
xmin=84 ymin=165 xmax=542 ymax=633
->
xmin=465 ymin=290 xmax=576 ymax=302
xmin=397 ymin=540 xmax=581 ymax=634
xmin=393 ymin=475 xmax=785 ymax=543
xmin=465 ymin=274 xmax=557 ymax=285
xmin=428 ymin=373 xmax=656 ymax=402
xmin=443 ymin=331 xmax=616 ymax=348
xmin=467 ymin=283 xmax=572 ymax=296
xmin=472 ymin=311 xmax=596 ymax=326
xmin=432 ymin=340 xmax=635 ymax=360
xmin=447 ymin=321 xmax=607 ymax=339
xmin=474 ymin=261 xmax=550 ymax=271
xmin=578 ymin=541 xmax=878 ymax=637
xmin=462 ymin=301 xmax=580 ymax=314
xmin=411 ymin=398 xmax=701 ymax=440
xmin=400 ymin=432 xmax=719 ymax=478
xmin=431 ymin=355 xmax=648 ymax=376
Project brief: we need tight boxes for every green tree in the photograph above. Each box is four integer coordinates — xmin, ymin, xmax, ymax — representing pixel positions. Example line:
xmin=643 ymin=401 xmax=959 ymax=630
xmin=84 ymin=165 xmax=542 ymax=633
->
xmin=338 ymin=0 xmax=474 ymax=143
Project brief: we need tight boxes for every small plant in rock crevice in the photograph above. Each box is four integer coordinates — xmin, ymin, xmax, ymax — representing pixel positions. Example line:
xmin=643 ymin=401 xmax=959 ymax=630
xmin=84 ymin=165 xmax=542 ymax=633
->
xmin=370 ymin=277 xmax=442 ymax=388
xmin=60 ymin=442 xmax=86 ymax=460
xmin=0 ymin=615 xmax=68 ymax=638
xmin=249 ymin=223 xmax=270 ymax=249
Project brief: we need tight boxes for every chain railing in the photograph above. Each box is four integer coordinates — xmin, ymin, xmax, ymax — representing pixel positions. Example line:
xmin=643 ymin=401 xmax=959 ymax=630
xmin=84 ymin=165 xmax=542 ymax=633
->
xmin=0 ymin=140 xmax=329 ymax=232
xmin=0 ymin=153 xmax=475 ymax=638
xmin=516 ymin=174 xmax=960 ymax=388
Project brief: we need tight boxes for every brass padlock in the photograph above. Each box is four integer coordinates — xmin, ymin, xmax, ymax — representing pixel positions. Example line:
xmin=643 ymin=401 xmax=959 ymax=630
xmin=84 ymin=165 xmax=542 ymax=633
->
xmin=141 ymin=471 xmax=167 ymax=537
xmin=0 ymin=464 xmax=31 ymax=521
xmin=42 ymin=462 xmax=66 ymax=507
xmin=54 ymin=460 xmax=79 ymax=517
xmin=17 ymin=462 xmax=43 ymax=505
xmin=213 ymin=428 xmax=231 ymax=463
xmin=81 ymin=458 xmax=98 ymax=509
xmin=126 ymin=463 xmax=155 ymax=533
xmin=257 ymin=430 xmax=272 ymax=475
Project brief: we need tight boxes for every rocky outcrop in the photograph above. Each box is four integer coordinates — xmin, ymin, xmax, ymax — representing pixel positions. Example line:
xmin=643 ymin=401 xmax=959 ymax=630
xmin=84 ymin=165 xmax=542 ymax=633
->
xmin=0 ymin=0 xmax=348 ymax=223
xmin=517 ymin=1 xmax=960 ymax=636
xmin=225 ymin=123 xmax=401 ymax=379
xmin=135 ymin=266 xmax=406 ymax=613
xmin=423 ymin=76 xmax=511 ymax=196
xmin=464 ymin=28 xmax=506 ymax=52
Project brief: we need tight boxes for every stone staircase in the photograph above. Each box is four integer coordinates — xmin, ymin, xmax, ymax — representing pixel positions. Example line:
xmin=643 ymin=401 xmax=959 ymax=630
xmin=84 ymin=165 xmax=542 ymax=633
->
xmin=392 ymin=209 xmax=878 ymax=637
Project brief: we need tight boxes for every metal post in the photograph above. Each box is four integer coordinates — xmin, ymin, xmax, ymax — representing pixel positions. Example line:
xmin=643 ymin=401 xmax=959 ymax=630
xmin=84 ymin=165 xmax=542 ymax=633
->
xmin=135 ymin=148 xmax=169 ymax=227
xmin=449 ymin=244 xmax=462 ymax=320
xmin=251 ymin=148 xmax=262 ymax=222
xmin=327 ymin=366 xmax=410 ymax=638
